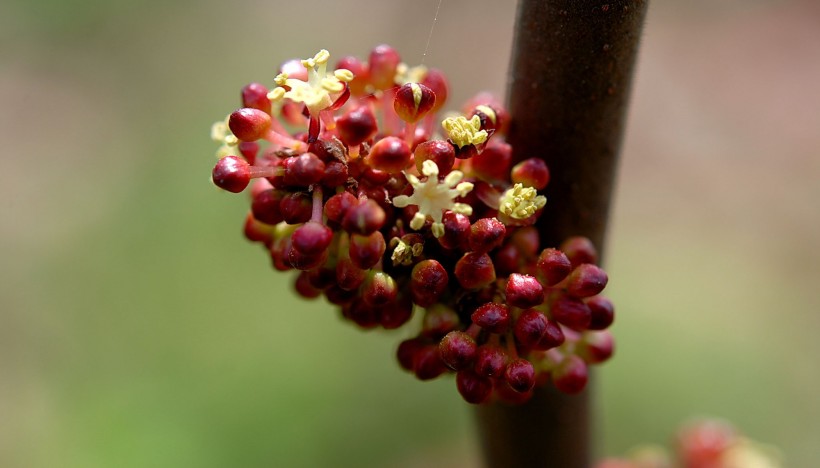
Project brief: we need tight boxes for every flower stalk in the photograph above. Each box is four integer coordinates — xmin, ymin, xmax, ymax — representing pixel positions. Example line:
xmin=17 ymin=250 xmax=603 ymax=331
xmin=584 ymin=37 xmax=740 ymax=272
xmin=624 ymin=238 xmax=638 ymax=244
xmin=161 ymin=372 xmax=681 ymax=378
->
xmin=473 ymin=1 xmax=648 ymax=467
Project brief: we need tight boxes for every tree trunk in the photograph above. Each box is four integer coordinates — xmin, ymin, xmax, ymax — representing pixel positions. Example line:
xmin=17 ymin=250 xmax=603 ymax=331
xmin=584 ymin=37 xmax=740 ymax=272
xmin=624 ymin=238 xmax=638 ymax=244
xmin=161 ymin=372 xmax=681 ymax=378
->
xmin=474 ymin=1 xmax=648 ymax=467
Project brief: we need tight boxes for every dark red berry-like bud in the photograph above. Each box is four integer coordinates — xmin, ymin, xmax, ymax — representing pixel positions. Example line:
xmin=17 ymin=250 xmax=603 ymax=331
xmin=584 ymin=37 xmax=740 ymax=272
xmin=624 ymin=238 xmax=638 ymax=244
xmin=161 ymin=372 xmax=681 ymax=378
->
xmin=552 ymin=295 xmax=592 ymax=330
xmin=270 ymin=235 xmax=293 ymax=271
xmin=511 ymin=227 xmax=540 ymax=259
xmin=324 ymin=192 xmax=358 ymax=224
xmin=361 ymin=271 xmax=398 ymax=308
xmin=238 ymin=141 xmax=259 ymax=164
xmin=533 ymin=318 xmax=565 ymax=350
xmin=348 ymin=231 xmax=386 ymax=270
xmin=345 ymin=299 xmax=380 ymax=328
xmin=337 ymin=105 xmax=378 ymax=146
xmin=413 ymin=345 xmax=447 ymax=380
xmin=321 ymin=160 xmax=349 ymax=188
xmin=367 ymin=136 xmax=411 ymax=173
xmin=414 ymin=140 xmax=455 ymax=175
xmin=342 ymin=199 xmax=386 ymax=235
xmin=251 ymin=189 xmax=285 ymax=225
xmin=361 ymin=166 xmax=391 ymax=186
xmin=422 ymin=304 xmax=460 ymax=337
xmin=294 ymin=271 xmax=321 ymax=299
xmin=421 ymin=68 xmax=448 ymax=113
xmin=335 ymin=256 xmax=367 ymax=291
xmin=454 ymin=252 xmax=496 ymax=290
xmin=241 ymin=82 xmax=271 ymax=115
xmin=394 ymin=83 xmax=436 ymax=123
xmin=397 ymin=338 xmax=423 ymax=371
xmin=560 ymin=236 xmax=598 ymax=267
xmin=495 ymin=379 xmax=535 ymax=404
xmin=493 ymin=244 xmax=520 ymax=276
xmin=381 ymin=297 xmax=413 ymax=329
xmin=438 ymin=211 xmax=471 ymax=250
xmin=469 ymin=217 xmax=506 ymax=253
xmin=284 ymin=153 xmax=325 ymax=186
xmin=279 ymin=192 xmax=313 ymax=224
xmin=474 ymin=345 xmax=508 ymax=378
xmin=439 ymin=331 xmax=477 ymax=371
xmin=291 ymin=221 xmax=333 ymax=256
xmin=229 ymin=108 xmax=271 ymax=142
xmin=212 ymin=156 xmax=250 ymax=193
xmin=505 ymin=358 xmax=536 ymax=393
xmin=410 ymin=259 xmax=449 ymax=307
xmin=553 ymin=355 xmax=588 ymax=394
xmin=579 ymin=331 xmax=614 ymax=364
xmin=456 ymin=370 xmax=492 ymax=404
xmin=505 ymin=274 xmax=545 ymax=309
xmin=514 ymin=309 xmax=549 ymax=348
xmin=325 ymin=285 xmax=357 ymax=305
xmin=471 ymin=302 xmax=510 ymax=334
xmin=306 ymin=266 xmax=335 ymax=290
xmin=511 ymin=158 xmax=550 ymax=190
xmin=471 ymin=140 xmax=512 ymax=184
xmin=368 ymin=44 xmax=401 ymax=91
xmin=536 ymin=248 xmax=572 ymax=286
xmin=566 ymin=264 xmax=608 ymax=298
xmin=287 ymin=246 xmax=327 ymax=271
xmin=586 ymin=295 xmax=615 ymax=330
xmin=243 ymin=212 xmax=273 ymax=244
xmin=308 ymin=138 xmax=346 ymax=163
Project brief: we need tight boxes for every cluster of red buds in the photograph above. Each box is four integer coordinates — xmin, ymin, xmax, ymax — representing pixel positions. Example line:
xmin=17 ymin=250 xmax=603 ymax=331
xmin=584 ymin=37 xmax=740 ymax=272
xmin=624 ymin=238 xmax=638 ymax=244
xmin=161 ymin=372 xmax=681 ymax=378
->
xmin=209 ymin=45 xmax=616 ymax=404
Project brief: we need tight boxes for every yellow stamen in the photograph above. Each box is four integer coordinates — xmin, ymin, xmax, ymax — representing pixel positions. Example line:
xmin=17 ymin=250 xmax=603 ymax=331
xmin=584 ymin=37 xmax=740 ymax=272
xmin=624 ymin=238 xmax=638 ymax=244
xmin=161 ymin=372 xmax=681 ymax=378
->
xmin=442 ymin=115 xmax=488 ymax=148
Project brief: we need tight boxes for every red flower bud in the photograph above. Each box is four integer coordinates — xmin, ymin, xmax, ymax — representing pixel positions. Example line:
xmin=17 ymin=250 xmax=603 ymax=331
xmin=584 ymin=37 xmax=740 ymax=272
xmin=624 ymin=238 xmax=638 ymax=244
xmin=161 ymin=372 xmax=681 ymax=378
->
xmin=471 ymin=302 xmax=510 ymax=334
xmin=456 ymin=370 xmax=492 ymax=404
xmin=553 ymin=355 xmax=588 ymax=394
xmin=241 ymin=82 xmax=271 ymax=115
xmin=394 ymin=83 xmax=436 ymax=123
xmin=229 ymin=108 xmax=271 ymax=142
xmin=566 ymin=264 xmax=609 ymax=298
xmin=367 ymin=136 xmax=412 ymax=173
xmin=505 ymin=273 xmax=545 ymax=309
xmin=439 ymin=331 xmax=478 ymax=371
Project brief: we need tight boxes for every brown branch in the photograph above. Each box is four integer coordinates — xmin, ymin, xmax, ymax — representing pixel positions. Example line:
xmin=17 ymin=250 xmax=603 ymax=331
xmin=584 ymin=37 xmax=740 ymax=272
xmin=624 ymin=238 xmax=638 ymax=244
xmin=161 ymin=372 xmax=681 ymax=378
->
xmin=474 ymin=1 xmax=648 ymax=467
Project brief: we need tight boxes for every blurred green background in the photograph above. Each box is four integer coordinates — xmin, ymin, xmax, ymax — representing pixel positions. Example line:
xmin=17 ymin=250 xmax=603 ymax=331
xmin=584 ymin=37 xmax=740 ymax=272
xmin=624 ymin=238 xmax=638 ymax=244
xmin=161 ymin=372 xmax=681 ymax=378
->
xmin=3 ymin=0 xmax=819 ymax=466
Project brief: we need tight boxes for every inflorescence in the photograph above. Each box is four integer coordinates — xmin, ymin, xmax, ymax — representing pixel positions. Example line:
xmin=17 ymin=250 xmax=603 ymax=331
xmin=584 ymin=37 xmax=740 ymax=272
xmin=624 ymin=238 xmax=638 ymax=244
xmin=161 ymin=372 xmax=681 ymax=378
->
xmin=209 ymin=45 xmax=616 ymax=405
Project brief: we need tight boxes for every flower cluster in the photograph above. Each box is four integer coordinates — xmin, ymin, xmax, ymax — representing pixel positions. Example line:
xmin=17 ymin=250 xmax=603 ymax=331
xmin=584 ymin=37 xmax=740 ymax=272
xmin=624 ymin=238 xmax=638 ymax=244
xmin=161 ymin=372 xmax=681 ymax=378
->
xmin=209 ymin=45 xmax=616 ymax=404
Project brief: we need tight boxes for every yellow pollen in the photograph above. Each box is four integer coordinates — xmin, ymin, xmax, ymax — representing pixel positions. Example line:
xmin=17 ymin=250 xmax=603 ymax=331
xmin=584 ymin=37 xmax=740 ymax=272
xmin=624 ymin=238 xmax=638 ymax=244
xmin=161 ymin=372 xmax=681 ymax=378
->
xmin=441 ymin=115 xmax=488 ymax=148
xmin=411 ymin=83 xmax=423 ymax=109
xmin=390 ymin=238 xmax=425 ymax=266
xmin=268 ymin=49 xmax=353 ymax=115
xmin=499 ymin=183 xmax=547 ymax=219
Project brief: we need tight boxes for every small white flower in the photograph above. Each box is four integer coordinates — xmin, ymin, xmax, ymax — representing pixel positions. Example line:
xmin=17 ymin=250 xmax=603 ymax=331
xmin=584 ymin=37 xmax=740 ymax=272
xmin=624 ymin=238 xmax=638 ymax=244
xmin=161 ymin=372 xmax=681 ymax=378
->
xmin=268 ymin=49 xmax=353 ymax=116
xmin=393 ymin=160 xmax=474 ymax=238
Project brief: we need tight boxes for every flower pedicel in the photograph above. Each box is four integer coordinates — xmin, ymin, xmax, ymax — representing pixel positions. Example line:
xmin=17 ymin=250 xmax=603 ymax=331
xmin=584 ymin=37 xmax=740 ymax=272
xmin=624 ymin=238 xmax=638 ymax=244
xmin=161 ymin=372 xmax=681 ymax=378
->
xmin=210 ymin=45 xmax=616 ymax=404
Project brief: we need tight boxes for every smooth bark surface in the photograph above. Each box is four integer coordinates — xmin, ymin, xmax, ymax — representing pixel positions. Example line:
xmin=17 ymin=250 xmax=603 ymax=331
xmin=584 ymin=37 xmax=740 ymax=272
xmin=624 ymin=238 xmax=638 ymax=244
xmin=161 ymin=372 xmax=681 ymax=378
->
xmin=475 ymin=1 xmax=647 ymax=467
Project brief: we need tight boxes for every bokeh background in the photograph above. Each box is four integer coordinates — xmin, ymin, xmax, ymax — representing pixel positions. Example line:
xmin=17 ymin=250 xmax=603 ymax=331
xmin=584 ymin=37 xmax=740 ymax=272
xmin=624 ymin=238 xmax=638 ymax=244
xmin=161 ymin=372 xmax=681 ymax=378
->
xmin=3 ymin=0 xmax=819 ymax=466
